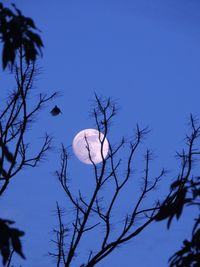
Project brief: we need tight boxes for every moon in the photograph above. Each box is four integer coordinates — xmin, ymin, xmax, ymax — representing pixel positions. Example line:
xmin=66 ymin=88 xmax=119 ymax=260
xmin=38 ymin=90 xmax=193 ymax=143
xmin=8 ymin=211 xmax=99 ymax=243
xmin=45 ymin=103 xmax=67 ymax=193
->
xmin=72 ymin=129 xmax=109 ymax=164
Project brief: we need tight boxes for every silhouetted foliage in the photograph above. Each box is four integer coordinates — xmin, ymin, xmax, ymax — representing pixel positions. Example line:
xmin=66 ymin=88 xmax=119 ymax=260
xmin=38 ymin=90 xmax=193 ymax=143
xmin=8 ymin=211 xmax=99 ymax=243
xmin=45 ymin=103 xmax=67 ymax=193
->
xmin=0 ymin=3 xmax=199 ymax=266
xmin=155 ymin=115 xmax=200 ymax=266
xmin=50 ymin=99 xmax=200 ymax=266
xmin=0 ymin=50 xmax=57 ymax=264
xmin=169 ymin=217 xmax=200 ymax=267
xmin=0 ymin=218 xmax=25 ymax=266
xmin=0 ymin=2 xmax=43 ymax=70
xmin=0 ymin=3 xmax=57 ymax=266
xmin=155 ymin=182 xmax=189 ymax=228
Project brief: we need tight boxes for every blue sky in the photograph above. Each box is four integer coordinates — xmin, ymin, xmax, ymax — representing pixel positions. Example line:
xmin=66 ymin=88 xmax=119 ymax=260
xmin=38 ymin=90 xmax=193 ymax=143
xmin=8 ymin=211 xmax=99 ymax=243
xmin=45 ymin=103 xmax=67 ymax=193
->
xmin=0 ymin=0 xmax=200 ymax=266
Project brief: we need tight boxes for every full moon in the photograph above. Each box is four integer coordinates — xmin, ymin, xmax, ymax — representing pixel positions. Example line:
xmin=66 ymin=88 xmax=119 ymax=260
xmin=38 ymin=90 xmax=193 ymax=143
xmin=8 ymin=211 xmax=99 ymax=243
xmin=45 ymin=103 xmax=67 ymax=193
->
xmin=72 ymin=129 xmax=109 ymax=164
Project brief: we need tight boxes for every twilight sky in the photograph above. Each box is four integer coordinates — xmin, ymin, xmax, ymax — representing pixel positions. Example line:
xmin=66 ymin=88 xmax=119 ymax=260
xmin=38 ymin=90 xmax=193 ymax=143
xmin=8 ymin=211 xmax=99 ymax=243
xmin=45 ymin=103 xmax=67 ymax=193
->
xmin=1 ymin=0 xmax=200 ymax=266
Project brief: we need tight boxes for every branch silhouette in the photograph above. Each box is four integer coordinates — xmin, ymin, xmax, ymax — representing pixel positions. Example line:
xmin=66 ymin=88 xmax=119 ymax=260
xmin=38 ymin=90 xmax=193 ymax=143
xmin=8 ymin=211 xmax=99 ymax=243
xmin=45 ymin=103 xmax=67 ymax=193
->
xmin=155 ymin=114 xmax=200 ymax=266
xmin=51 ymin=95 xmax=166 ymax=267
xmin=0 ymin=50 xmax=57 ymax=265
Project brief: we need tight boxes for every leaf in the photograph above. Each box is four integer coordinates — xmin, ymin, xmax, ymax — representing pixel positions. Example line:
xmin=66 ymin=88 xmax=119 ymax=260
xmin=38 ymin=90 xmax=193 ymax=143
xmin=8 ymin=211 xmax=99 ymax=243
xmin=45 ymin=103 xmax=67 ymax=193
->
xmin=0 ymin=3 xmax=44 ymax=70
xmin=175 ymin=188 xmax=187 ymax=220
xmin=23 ymin=39 xmax=37 ymax=62
xmin=0 ymin=219 xmax=10 ymax=265
xmin=192 ymin=229 xmax=200 ymax=248
xmin=0 ymin=218 xmax=25 ymax=265
xmin=2 ymin=41 xmax=15 ymax=69
xmin=3 ymin=219 xmax=15 ymax=225
xmin=8 ymin=17 xmax=23 ymax=46
xmin=170 ymin=180 xmax=184 ymax=190
xmin=11 ymin=3 xmax=22 ymax=16
xmin=24 ymin=17 xmax=36 ymax=29
xmin=169 ymin=226 xmax=200 ymax=266
xmin=3 ymin=8 xmax=14 ymax=17
xmin=11 ymin=229 xmax=25 ymax=259
xmin=26 ymin=30 xmax=43 ymax=48
xmin=167 ymin=215 xmax=174 ymax=229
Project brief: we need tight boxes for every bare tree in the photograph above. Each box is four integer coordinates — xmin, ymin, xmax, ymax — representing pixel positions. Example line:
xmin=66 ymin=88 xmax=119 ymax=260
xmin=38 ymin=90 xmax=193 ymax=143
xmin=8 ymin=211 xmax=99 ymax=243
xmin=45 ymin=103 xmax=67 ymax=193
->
xmin=0 ymin=49 xmax=56 ymax=196
xmin=0 ymin=48 xmax=57 ymax=265
xmin=51 ymin=95 xmax=166 ymax=267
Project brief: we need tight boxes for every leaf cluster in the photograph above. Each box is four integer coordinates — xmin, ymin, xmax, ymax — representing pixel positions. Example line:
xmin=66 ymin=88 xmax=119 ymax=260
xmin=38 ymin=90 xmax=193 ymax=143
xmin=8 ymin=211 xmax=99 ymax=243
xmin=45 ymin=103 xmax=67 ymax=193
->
xmin=155 ymin=178 xmax=194 ymax=228
xmin=169 ymin=217 xmax=200 ymax=267
xmin=0 ymin=218 xmax=25 ymax=266
xmin=0 ymin=43 xmax=56 ymax=265
xmin=0 ymin=2 xmax=43 ymax=69
xmin=155 ymin=115 xmax=200 ymax=266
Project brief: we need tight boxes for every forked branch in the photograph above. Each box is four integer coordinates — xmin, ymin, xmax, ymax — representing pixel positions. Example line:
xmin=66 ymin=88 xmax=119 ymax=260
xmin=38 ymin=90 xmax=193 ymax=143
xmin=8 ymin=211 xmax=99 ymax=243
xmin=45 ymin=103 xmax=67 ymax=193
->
xmin=54 ymin=95 xmax=165 ymax=267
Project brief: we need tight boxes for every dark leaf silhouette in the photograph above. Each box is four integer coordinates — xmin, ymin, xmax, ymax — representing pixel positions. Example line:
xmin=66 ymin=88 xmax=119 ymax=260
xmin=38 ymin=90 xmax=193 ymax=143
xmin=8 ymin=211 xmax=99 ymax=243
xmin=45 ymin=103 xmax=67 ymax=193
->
xmin=0 ymin=2 xmax=43 ymax=69
xmin=24 ymin=17 xmax=36 ymax=29
xmin=155 ymin=115 xmax=200 ymax=266
xmin=2 ymin=40 xmax=15 ymax=69
xmin=0 ymin=34 xmax=57 ymax=264
xmin=155 ymin=187 xmax=187 ymax=228
xmin=0 ymin=218 xmax=25 ymax=266
xmin=169 ymin=226 xmax=200 ymax=267
xmin=26 ymin=31 xmax=43 ymax=48
xmin=11 ymin=229 xmax=25 ymax=259
xmin=170 ymin=180 xmax=184 ymax=190
xmin=11 ymin=3 xmax=22 ymax=16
